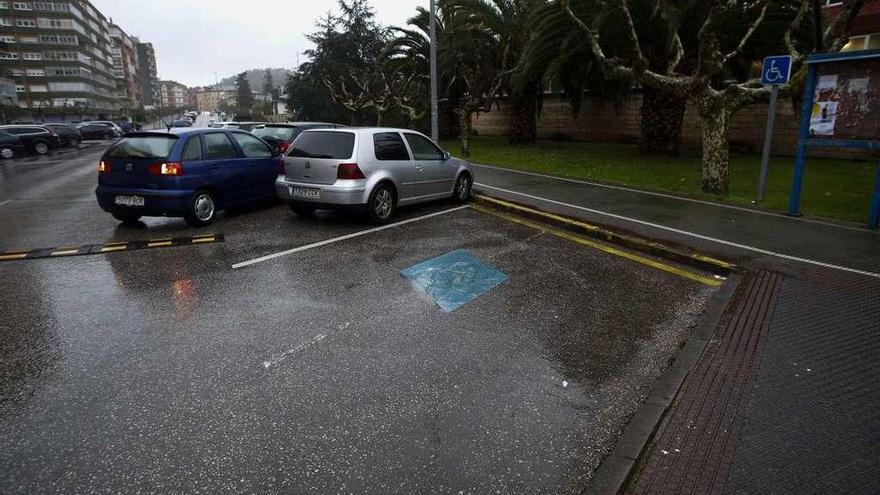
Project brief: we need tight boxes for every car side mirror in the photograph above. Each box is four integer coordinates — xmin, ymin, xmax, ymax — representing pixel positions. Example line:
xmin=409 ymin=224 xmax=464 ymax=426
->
xmin=442 ymin=151 xmax=450 ymax=161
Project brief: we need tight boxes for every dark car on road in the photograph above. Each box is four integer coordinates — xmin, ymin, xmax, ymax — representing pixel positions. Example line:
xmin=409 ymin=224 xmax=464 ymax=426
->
xmin=0 ymin=125 xmax=62 ymax=155
xmin=43 ymin=123 xmax=83 ymax=148
xmin=170 ymin=119 xmax=192 ymax=128
xmin=77 ymin=123 xmax=119 ymax=141
xmin=252 ymin=122 xmax=344 ymax=155
xmin=0 ymin=130 xmax=26 ymax=159
xmin=95 ymin=128 xmax=282 ymax=226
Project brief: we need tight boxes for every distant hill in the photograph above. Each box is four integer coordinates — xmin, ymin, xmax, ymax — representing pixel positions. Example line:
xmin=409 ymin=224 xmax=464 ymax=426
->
xmin=217 ymin=68 xmax=291 ymax=93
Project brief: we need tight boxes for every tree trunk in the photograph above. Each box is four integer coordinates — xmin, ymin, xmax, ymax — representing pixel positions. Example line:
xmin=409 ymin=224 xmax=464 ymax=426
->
xmin=507 ymin=83 xmax=538 ymax=144
xmin=639 ymin=86 xmax=685 ymax=156
xmin=458 ymin=110 xmax=471 ymax=157
xmin=700 ymin=108 xmax=731 ymax=195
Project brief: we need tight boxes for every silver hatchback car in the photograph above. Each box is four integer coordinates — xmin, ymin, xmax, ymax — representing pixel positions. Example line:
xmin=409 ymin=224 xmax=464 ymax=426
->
xmin=275 ymin=128 xmax=474 ymax=223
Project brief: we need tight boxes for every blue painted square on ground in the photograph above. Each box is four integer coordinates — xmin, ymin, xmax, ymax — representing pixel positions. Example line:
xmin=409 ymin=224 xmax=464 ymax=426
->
xmin=401 ymin=249 xmax=508 ymax=312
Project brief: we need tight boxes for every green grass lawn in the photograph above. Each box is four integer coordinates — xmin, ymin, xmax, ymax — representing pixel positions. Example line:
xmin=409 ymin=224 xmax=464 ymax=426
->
xmin=442 ymin=136 xmax=878 ymax=225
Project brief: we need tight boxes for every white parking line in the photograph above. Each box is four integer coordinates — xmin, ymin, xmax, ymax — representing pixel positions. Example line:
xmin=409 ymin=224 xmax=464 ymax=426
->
xmin=262 ymin=333 xmax=327 ymax=369
xmin=473 ymin=163 xmax=876 ymax=234
xmin=0 ymin=200 xmax=12 ymax=208
xmin=232 ymin=205 xmax=471 ymax=269
xmin=475 ymin=183 xmax=880 ymax=279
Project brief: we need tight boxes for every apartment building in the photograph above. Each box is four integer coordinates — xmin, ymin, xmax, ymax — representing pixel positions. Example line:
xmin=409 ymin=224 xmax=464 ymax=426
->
xmin=194 ymin=87 xmax=232 ymax=113
xmin=827 ymin=0 xmax=880 ymax=51
xmin=157 ymin=79 xmax=188 ymax=109
xmin=0 ymin=0 xmax=122 ymax=117
xmin=134 ymin=38 xmax=157 ymax=108
xmin=109 ymin=21 xmax=139 ymax=110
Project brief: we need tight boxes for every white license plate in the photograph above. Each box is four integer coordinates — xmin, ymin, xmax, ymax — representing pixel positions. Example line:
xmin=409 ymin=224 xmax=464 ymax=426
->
xmin=291 ymin=187 xmax=321 ymax=199
xmin=114 ymin=195 xmax=144 ymax=207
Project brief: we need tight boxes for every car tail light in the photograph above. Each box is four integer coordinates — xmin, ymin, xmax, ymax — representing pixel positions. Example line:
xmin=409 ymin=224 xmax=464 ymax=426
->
xmin=337 ymin=163 xmax=365 ymax=180
xmin=98 ymin=160 xmax=111 ymax=173
xmin=277 ymin=141 xmax=290 ymax=154
xmin=148 ymin=162 xmax=183 ymax=176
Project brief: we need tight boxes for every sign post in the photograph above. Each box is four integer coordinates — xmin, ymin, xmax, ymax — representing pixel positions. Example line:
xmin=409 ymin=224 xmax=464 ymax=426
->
xmin=756 ymin=55 xmax=792 ymax=203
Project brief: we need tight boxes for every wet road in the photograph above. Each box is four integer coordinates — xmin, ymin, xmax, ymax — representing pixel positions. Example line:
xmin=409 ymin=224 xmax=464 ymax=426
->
xmin=0 ymin=142 xmax=717 ymax=493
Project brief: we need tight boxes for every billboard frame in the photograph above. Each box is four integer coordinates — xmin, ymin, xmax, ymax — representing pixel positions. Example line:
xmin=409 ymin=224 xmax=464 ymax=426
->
xmin=788 ymin=49 xmax=880 ymax=227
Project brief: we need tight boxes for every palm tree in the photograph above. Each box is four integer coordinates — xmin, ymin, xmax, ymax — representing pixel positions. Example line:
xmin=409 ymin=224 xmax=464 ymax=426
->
xmin=447 ymin=0 xmax=544 ymax=143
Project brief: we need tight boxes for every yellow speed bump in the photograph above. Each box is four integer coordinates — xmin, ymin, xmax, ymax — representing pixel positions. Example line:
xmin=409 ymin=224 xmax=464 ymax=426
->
xmin=0 ymin=252 xmax=27 ymax=261
xmin=475 ymin=204 xmax=723 ymax=287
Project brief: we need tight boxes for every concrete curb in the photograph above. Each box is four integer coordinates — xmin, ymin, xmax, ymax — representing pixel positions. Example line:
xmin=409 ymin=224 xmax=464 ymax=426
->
xmin=584 ymin=272 xmax=742 ymax=495
xmin=473 ymin=194 xmax=736 ymax=277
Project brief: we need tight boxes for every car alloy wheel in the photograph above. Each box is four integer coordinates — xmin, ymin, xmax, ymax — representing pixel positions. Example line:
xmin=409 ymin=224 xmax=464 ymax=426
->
xmin=34 ymin=142 xmax=49 ymax=155
xmin=0 ymin=147 xmax=13 ymax=159
xmin=455 ymin=174 xmax=471 ymax=201
xmin=374 ymin=188 xmax=393 ymax=220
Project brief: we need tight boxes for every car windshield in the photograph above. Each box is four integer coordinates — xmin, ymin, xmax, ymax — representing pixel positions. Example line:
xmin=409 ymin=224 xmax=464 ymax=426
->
xmin=253 ymin=126 xmax=298 ymax=141
xmin=290 ymin=131 xmax=354 ymax=159
xmin=108 ymin=136 xmax=177 ymax=159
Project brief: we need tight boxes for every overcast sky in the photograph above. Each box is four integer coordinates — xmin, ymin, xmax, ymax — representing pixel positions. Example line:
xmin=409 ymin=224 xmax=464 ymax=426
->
xmin=89 ymin=0 xmax=423 ymax=87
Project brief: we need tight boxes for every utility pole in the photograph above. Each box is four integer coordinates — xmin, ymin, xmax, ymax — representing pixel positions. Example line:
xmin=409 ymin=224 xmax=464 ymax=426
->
xmin=429 ymin=0 xmax=439 ymax=142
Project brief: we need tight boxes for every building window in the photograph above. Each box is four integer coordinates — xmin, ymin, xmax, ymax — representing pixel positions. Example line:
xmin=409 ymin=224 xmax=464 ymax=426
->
xmin=26 ymin=69 xmax=44 ymax=76
xmin=22 ymin=52 xmax=42 ymax=60
xmin=0 ymin=35 xmax=14 ymax=43
xmin=841 ymin=34 xmax=880 ymax=52
xmin=13 ymin=2 xmax=32 ymax=10
xmin=0 ymin=52 xmax=19 ymax=59
xmin=0 ymin=17 xmax=13 ymax=26
xmin=15 ymin=85 xmax=25 ymax=92
xmin=16 ymin=18 xmax=36 ymax=27
xmin=0 ymin=2 xmax=8 ymax=8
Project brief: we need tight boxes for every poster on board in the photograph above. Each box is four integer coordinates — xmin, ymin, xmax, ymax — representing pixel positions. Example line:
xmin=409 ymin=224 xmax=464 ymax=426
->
xmin=809 ymin=75 xmax=839 ymax=136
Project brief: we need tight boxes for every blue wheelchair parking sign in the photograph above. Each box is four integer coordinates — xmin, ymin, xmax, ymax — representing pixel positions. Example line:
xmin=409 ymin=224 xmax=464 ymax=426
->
xmin=761 ymin=56 xmax=792 ymax=85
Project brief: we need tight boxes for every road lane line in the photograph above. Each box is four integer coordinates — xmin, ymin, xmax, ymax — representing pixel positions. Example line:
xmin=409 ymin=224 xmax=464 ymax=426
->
xmin=473 ymin=164 xmax=876 ymax=234
xmin=50 ymin=249 xmax=80 ymax=256
xmin=476 ymin=183 xmax=880 ymax=279
xmin=100 ymin=245 xmax=128 ymax=252
xmin=0 ymin=200 xmax=12 ymax=208
xmin=232 ymin=205 xmax=471 ymax=269
xmin=191 ymin=236 xmax=215 ymax=243
xmin=147 ymin=241 xmax=173 ymax=248
xmin=476 ymin=205 xmax=722 ymax=287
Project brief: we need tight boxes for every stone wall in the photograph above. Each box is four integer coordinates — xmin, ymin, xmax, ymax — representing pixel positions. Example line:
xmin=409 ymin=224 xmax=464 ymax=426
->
xmin=473 ymin=93 xmax=873 ymax=159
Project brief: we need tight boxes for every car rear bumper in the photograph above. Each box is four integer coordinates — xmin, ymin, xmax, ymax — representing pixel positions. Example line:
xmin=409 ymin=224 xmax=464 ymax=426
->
xmin=95 ymin=185 xmax=193 ymax=217
xmin=275 ymin=176 xmax=368 ymax=206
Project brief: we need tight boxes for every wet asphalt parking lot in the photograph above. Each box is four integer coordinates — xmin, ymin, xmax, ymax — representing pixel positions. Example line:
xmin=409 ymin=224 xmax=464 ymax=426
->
xmin=1 ymin=145 xmax=717 ymax=493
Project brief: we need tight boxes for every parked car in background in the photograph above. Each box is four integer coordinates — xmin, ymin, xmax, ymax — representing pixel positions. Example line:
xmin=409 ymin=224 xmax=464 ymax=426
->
xmin=221 ymin=122 xmax=266 ymax=132
xmin=276 ymin=128 xmax=473 ymax=223
xmin=0 ymin=125 xmax=62 ymax=155
xmin=252 ymin=122 xmax=344 ymax=155
xmin=43 ymin=123 xmax=82 ymax=148
xmin=0 ymin=130 xmax=26 ymax=159
xmin=78 ymin=121 xmax=124 ymax=136
xmin=116 ymin=121 xmax=137 ymax=133
xmin=170 ymin=119 xmax=192 ymax=128
xmin=95 ymin=128 xmax=283 ymax=226
xmin=78 ymin=123 xmax=119 ymax=140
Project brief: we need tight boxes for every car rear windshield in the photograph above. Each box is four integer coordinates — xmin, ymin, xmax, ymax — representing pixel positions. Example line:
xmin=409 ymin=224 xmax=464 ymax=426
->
xmin=109 ymin=136 xmax=178 ymax=159
xmin=290 ymin=131 xmax=354 ymax=159
xmin=253 ymin=126 xmax=298 ymax=141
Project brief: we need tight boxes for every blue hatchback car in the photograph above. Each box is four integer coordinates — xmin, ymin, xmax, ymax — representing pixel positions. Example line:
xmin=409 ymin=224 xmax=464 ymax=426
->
xmin=95 ymin=128 xmax=282 ymax=226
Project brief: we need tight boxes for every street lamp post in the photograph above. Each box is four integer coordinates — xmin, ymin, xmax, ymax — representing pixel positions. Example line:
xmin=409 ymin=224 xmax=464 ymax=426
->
xmin=429 ymin=0 xmax=439 ymax=142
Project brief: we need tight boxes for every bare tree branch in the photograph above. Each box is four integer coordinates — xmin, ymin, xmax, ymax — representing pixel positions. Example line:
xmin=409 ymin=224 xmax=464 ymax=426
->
xmin=784 ymin=0 xmax=810 ymax=62
xmin=721 ymin=0 xmax=770 ymax=66
xmin=824 ymin=0 xmax=866 ymax=52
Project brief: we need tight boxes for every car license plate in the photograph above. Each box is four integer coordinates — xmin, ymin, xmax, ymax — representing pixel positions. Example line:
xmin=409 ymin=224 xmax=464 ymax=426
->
xmin=291 ymin=187 xmax=321 ymax=199
xmin=114 ymin=195 xmax=144 ymax=207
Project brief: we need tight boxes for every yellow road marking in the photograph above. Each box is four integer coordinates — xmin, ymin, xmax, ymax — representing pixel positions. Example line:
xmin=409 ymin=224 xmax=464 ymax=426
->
xmin=0 ymin=253 xmax=27 ymax=260
xmin=475 ymin=205 xmax=722 ymax=287
xmin=475 ymin=194 xmax=733 ymax=270
xmin=192 ymin=233 xmax=215 ymax=239
xmin=147 ymin=240 xmax=173 ymax=248
xmin=50 ymin=249 xmax=80 ymax=256
xmin=191 ymin=236 xmax=215 ymax=243
xmin=100 ymin=245 xmax=128 ymax=252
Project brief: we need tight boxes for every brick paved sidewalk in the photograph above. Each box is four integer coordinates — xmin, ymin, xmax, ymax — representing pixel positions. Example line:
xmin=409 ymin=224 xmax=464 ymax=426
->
xmin=628 ymin=267 xmax=880 ymax=495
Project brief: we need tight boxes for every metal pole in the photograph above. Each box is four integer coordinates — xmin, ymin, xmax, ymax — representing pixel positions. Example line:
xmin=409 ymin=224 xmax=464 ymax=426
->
xmin=757 ymin=85 xmax=779 ymax=203
xmin=429 ymin=0 xmax=439 ymax=142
